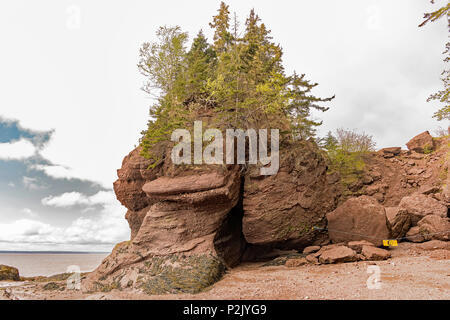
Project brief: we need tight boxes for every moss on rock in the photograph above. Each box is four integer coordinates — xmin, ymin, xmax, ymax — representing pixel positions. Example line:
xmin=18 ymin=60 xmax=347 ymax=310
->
xmin=139 ymin=254 xmax=226 ymax=295
xmin=0 ymin=265 xmax=20 ymax=281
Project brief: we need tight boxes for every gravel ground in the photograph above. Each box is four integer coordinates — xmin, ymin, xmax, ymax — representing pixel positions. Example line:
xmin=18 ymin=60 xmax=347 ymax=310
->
xmin=1 ymin=242 xmax=449 ymax=300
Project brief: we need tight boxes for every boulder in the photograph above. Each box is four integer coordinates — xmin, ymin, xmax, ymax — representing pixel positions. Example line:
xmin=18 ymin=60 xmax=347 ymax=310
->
xmin=379 ymin=147 xmax=401 ymax=158
xmin=417 ymin=215 xmax=450 ymax=241
xmin=326 ymin=196 xmax=391 ymax=246
xmin=406 ymin=131 xmax=434 ymax=153
xmin=303 ymin=246 xmax=321 ymax=255
xmin=305 ymin=254 xmax=319 ymax=264
xmin=318 ymin=246 xmax=358 ymax=264
xmin=398 ymin=193 xmax=448 ymax=226
xmin=0 ymin=265 xmax=19 ymax=281
xmin=385 ymin=207 xmax=411 ymax=238
xmin=347 ymin=240 xmax=375 ymax=254
xmin=406 ymin=226 xmax=425 ymax=243
xmin=361 ymin=246 xmax=391 ymax=261
xmin=243 ymin=140 xmax=338 ymax=248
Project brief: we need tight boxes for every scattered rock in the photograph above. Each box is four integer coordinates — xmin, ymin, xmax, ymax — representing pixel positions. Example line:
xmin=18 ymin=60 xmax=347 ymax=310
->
xmin=0 ymin=265 xmax=20 ymax=281
xmin=379 ymin=147 xmax=401 ymax=158
xmin=398 ymin=193 xmax=447 ymax=226
xmin=347 ymin=240 xmax=375 ymax=254
xmin=303 ymin=246 xmax=321 ymax=255
xmin=326 ymin=196 xmax=391 ymax=246
xmin=305 ymin=254 xmax=319 ymax=264
xmin=417 ymin=185 xmax=441 ymax=195
xmin=361 ymin=246 xmax=391 ymax=261
xmin=318 ymin=246 xmax=358 ymax=264
xmin=406 ymin=131 xmax=434 ymax=153
xmin=417 ymin=215 xmax=450 ymax=241
xmin=406 ymin=226 xmax=425 ymax=243
xmin=285 ymin=258 xmax=308 ymax=267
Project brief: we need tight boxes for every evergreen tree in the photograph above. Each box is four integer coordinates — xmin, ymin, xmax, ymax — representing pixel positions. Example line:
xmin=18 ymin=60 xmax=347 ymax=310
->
xmin=138 ymin=3 xmax=334 ymax=161
xmin=209 ymin=2 xmax=232 ymax=53
xmin=184 ymin=30 xmax=216 ymax=98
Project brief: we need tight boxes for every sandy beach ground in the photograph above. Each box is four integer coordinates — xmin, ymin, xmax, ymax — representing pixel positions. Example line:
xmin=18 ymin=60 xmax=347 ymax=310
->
xmin=1 ymin=242 xmax=449 ymax=300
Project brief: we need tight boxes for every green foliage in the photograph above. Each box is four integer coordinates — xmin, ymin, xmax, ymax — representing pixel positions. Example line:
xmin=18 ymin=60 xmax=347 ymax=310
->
xmin=420 ymin=1 xmax=450 ymax=121
xmin=138 ymin=2 xmax=334 ymax=160
xmin=423 ymin=144 xmax=434 ymax=154
xmin=322 ymin=129 xmax=376 ymax=186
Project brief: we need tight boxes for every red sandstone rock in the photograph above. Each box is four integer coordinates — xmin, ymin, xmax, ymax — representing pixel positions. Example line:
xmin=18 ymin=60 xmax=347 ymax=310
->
xmin=326 ymin=196 xmax=391 ymax=246
xmin=406 ymin=131 xmax=434 ymax=153
xmin=242 ymin=140 xmax=339 ymax=248
xmin=398 ymin=193 xmax=447 ymax=226
xmin=361 ymin=246 xmax=391 ymax=261
xmin=318 ymin=246 xmax=358 ymax=264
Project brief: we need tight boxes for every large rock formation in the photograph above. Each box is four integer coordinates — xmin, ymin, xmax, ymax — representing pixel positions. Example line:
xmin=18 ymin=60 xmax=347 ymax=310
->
xmin=84 ymin=138 xmax=339 ymax=294
xmin=243 ymin=140 xmax=338 ymax=248
xmin=83 ymin=147 xmax=246 ymax=294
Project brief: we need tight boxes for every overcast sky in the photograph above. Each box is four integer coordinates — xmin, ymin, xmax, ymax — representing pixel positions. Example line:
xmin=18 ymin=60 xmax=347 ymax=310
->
xmin=0 ymin=0 xmax=448 ymax=251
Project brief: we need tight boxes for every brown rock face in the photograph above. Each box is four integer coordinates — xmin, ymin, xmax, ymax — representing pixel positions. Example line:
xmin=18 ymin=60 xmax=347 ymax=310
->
xmin=133 ymin=166 xmax=243 ymax=260
xmin=113 ymin=147 xmax=155 ymax=212
xmin=84 ymin=147 xmax=246 ymax=294
xmin=406 ymin=226 xmax=425 ymax=243
xmin=417 ymin=215 xmax=450 ymax=241
xmin=326 ymin=196 xmax=391 ymax=246
xmin=406 ymin=131 xmax=434 ymax=153
xmin=398 ymin=193 xmax=448 ymax=226
xmin=385 ymin=207 xmax=411 ymax=239
xmin=242 ymin=140 xmax=338 ymax=249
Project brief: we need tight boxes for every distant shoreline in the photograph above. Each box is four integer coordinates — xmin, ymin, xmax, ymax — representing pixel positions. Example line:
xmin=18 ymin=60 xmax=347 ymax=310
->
xmin=0 ymin=251 xmax=109 ymax=254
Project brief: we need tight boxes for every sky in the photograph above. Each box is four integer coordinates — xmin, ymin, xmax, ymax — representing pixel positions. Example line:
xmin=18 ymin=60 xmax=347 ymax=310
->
xmin=0 ymin=0 xmax=448 ymax=251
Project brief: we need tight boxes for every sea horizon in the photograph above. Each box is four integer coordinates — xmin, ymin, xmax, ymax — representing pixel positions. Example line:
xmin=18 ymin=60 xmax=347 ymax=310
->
xmin=0 ymin=250 xmax=110 ymax=254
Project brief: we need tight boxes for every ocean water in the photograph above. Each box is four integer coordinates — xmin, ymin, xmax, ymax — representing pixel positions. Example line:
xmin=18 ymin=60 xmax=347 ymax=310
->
xmin=0 ymin=252 xmax=109 ymax=277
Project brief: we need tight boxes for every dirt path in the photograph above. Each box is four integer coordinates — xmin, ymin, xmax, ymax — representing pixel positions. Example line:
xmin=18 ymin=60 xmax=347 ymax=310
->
xmin=1 ymin=243 xmax=449 ymax=300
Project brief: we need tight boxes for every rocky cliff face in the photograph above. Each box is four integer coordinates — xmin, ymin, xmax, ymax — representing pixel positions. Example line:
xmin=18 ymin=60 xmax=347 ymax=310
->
xmin=243 ymin=140 xmax=338 ymax=248
xmin=326 ymin=131 xmax=450 ymax=246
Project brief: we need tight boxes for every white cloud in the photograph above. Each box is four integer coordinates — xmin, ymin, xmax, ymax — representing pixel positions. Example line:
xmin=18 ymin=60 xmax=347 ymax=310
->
xmin=0 ymin=219 xmax=56 ymax=238
xmin=8 ymin=182 xmax=15 ymax=187
xmin=22 ymin=208 xmax=38 ymax=218
xmin=22 ymin=176 xmax=46 ymax=190
xmin=41 ymin=191 xmax=89 ymax=207
xmin=0 ymin=197 xmax=129 ymax=251
xmin=0 ymin=139 xmax=35 ymax=160
xmin=31 ymin=164 xmax=87 ymax=182
xmin=41 ymin=190 xmax=115 ymax=208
